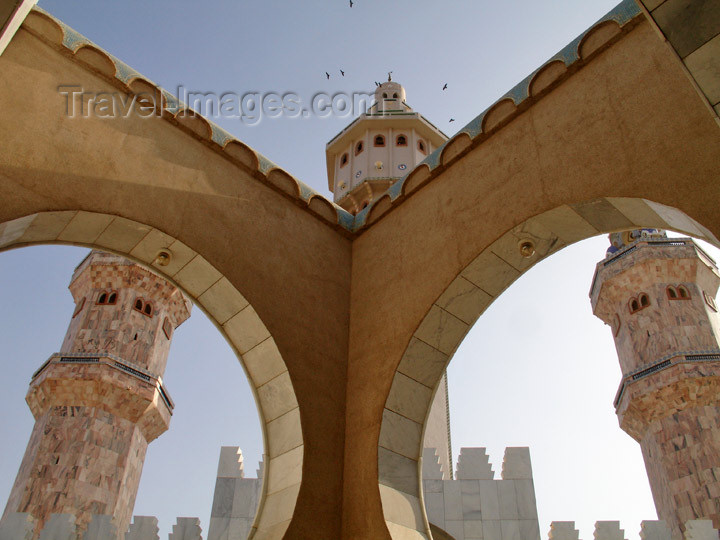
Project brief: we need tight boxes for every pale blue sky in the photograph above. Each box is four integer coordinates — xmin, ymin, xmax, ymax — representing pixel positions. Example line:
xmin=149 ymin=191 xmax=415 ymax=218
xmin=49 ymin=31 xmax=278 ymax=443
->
xmin=2 ymin=1 xmax=714 ymax=538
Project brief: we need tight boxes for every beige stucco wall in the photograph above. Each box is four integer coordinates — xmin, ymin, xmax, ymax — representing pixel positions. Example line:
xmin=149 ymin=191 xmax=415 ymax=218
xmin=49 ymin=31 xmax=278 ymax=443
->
xmin=1 ymin=5 xmax=719 ymax=539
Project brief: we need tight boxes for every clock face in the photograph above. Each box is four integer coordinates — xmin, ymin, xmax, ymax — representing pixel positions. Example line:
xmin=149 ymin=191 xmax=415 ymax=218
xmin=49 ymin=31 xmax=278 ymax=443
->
xmin=340 ymin=182 xmax=347 ymax=190
xmin=398 ymin=164 xmax=407 ymax=170
xmin=355 ymin=171 xmax=362 ymax=178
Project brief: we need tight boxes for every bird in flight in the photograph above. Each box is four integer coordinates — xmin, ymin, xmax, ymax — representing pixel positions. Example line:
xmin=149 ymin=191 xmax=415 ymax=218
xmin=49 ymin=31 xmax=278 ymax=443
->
xmin=449 ymin=118 xmax=455 ymax=123
xmin=443 ymin=83 xmax=448 ymax=90
xmin=340 ymin=69 xmax=345 ymax=77
xmin=325 ymin=72 xmax=330 ymax=80
xmin=349 ymin=0 xmax=353 ymax=6
xmin=375 ymin=81 xmax=380 ymax=87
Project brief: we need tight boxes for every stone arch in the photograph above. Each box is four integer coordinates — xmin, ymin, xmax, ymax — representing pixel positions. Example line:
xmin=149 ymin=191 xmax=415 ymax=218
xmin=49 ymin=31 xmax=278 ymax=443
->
xmin=0 ymin=210 xmax=303 ymax=540
xmin=377 ymin=197 xmax=719 ymax=539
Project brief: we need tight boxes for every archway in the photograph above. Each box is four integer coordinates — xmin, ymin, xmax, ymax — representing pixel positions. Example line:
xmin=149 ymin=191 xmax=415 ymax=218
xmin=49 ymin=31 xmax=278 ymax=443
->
xmin=0 ymin=211 xmax=304 ymax=539
xmin=377 ymin=198 xmax=720 ymax=538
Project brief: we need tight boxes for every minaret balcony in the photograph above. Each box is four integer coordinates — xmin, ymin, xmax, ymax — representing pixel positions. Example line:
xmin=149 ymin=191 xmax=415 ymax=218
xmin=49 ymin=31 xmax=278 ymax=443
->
xmin=26 ymin=353 xmax=174 ymax=442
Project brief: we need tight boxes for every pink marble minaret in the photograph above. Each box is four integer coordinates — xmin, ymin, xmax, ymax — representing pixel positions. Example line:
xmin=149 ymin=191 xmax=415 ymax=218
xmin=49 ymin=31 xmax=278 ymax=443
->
xmin=591 ymin=230 xmax=720 ymax=538
xmin=3 ymin=251 xmax=191 ymax=536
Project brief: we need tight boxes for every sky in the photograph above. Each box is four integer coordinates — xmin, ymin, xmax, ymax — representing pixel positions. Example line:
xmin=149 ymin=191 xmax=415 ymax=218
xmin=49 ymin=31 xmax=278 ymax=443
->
xmin=1 ymin=0 xmax=717 ymax=538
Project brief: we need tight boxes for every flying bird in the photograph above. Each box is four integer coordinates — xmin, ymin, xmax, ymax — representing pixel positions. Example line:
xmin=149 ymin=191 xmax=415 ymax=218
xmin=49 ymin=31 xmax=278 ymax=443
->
xmin=449 ymin=118 xmax=455 ymax=123
xmin=349 ymin=0 xmax=353 ymax=6
xmin=340 ymin=69 xmax=345 ymax=77
xmin=443 ymin=83 xmax=448 ymax=90
xmin=375 ymin=81 xmax=380 ymax=87
xmin=325 ymin=72 xmax=330 ymax=80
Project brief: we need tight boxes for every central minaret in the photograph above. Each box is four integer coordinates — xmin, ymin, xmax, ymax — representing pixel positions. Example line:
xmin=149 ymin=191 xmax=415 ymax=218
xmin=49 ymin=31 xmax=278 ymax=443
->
xmin=590 ymin=230 xmax=720 ymax=538
xmin=3 ymin=251 xmax=191 ymax=537
xmin=325 ymin=77 xmax=447 ymax=214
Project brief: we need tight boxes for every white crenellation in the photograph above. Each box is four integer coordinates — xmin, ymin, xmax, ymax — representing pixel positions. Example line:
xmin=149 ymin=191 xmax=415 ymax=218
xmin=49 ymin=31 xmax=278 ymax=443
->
xmin=423 ymin=447 xmax=541 ymax=540
xmin=168 ymin=517 xmax=203 ymax=540
xmin=640 ymin=520 xmax=672 ymax=540
xmin=593 ymin=521 xmax=626 ymax=540
xmin=455 ymin=448 xmax=494 ymax=480
xmin=125 ymin=516 xmax=159 ymax=540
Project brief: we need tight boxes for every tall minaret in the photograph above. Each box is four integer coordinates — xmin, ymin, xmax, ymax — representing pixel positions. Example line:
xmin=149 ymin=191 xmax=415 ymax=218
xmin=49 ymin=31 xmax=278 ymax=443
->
xmin=590 ymin=230 xmax=720 ymax=538
xmin=3 ymin=251 xmax=191 ymax=536
xmin=326 ymin=76 xmax=447 ymax=214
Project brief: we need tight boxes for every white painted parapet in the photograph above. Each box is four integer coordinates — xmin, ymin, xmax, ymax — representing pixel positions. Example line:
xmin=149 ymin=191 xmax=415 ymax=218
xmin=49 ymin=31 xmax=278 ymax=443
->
xmin=83 ymin=515 xmax=118 ymax=540
xmin=169 ymin=517 xmax=203 ymax=540
xmin=547 ymin=520 xmax=718 ymax=540
xmin=125 ymin=516 xmax=160 ymax=540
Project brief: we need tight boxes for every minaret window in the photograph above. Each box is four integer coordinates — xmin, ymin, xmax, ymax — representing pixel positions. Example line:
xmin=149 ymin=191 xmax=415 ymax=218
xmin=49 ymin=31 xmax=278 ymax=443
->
xmin=396 ymin=135 xmax=407 ymax=147
xmin=355 ymin=141 xmax=364 ymax=156
xmin=629 ymin=293 xmax=651 ymax=313
xmin=704 ymin=291 xmax=718 ymax=312
xmin=72 ymin=297 xmax=86 ymax=318
xmin=133 ymin=297 xmax=153 ymax=317
xmin=144 ymin=303 xmax=153 ymax=316
xmin=667 ymin=285 xmax=691 ymax=300
xmin=134 ymin=299 xmax=143 ymax=311
xmin=418 ymin=140 xmax=426 ymax=154
xmin=96 ymin=290 xmax=118 ymax=305
xmin=340 ymin=153 xmax=349 ymax=168
xmin=374 ymin=135 xmax=385 ymax=147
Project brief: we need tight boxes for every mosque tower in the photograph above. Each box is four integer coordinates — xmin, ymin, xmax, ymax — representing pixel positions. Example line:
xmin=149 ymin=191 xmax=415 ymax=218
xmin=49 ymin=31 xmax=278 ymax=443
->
xmin=2 ymin=251 xmax=191 ymax=536
xmin=327 ymin=78 xmax=454 ymax=477
xmin=326 ymin=76 xmax=447 ymax=214
xmin=590 ymin=230 xmax=720 ymax=538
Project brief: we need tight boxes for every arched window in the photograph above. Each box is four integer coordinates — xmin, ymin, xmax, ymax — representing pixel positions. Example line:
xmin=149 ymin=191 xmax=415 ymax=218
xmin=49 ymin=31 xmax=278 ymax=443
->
xmin=340 ymin=153 xmax=348 ymax=167
xmin=392 ymin=93 xmax=398 ymax=99
xmin=97 ymin=293 xmax=107 ymax=305
xmin=134 ymin=298 xmax=144 ymax=311
xmin=396 ymin=135 xmax=407 ymax=147
xmin=72 ymin=297 xmax=86 ymax=318
xmin=417 ymin=140 xmax=426 ymax=154
xmin=107 ymin=292 xmax=117 ymax=304
xmin=144 ymin=303 xmax=153 ymax=317
xmin=640 ymin=294 xmax=650 ymax=307
xmin=704 ymin=291 xmax=718 ymax=312
xmin=355 ymin=141 xmax=364 ymax=156
xmin=382 ymin=93 xmax=388 ymax=98
xmin=629 ymin=299 xmax=639 ymax=313
xmin=374 ymin=135 xmax=385 ymax=147
xmin=667 ymin=286 xmax=678 ymax=299
xmin=162 ymin=317 xmax=173 ymax=339
xmin=678 ymin=286 xmax=690 ymax=299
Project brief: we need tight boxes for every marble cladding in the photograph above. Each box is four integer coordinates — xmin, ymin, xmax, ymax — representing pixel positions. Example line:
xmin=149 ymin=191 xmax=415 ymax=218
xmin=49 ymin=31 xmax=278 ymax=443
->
xmin=3 ymin=252 xmax=191 ymax=539
xmin=206 ymin=447 xmax=263 ymax=540
xmin=422 ymin=447 xmax=540 ymax=540
xmin=593 ymin=240 xmax=720 ymax=539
